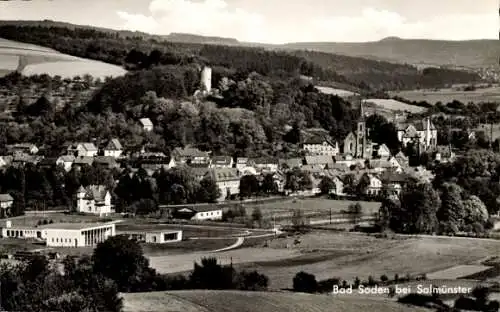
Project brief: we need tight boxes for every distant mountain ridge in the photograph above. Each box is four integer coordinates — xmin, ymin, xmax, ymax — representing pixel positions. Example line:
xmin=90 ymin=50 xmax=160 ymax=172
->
xmin=1 ymin=20 xmax=496 ymax=68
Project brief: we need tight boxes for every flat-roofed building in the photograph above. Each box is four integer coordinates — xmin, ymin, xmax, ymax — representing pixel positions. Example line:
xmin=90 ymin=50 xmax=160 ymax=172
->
xmin=0 ymin=221 xmax=116 ymax=248
xmin=120 ymin=230 xmax=183 ymax=244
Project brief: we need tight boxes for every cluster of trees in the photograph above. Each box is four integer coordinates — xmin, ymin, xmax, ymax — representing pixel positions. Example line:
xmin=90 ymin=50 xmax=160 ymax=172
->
xmin=378 ymin=178 xmax=494 ymax=235
xmin=0 ymin=24 xmax=481 ymax=91
xmin=0 ymin=235 xmax=269 ymax=311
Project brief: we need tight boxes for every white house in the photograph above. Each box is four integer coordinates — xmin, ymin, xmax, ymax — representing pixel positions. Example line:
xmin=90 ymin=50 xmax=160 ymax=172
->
xmin=249 ymin=158 xmax=279 ymax=173
xmin=104 ymin=139 xmax=123 ymax=158
xmin=328 ymin=176 xmax=345 ymax=197
xmin=396 ymin=117 xmax=438 ymax=152
xmin=172 ymin=146 xmax=211 ymax=165
xmin=75 ymin=185 xmax=112 ymax=216
xmin=302 ymin=137 xmax=339 ymax=156
xmin=139 ymin=118 xmax=154 ymax=131
xmin=365 ymin=174 xmax=382 ymax=196
xmin=67 ymin=143 xmax=98 ymax=157
xmin=174 ymin=206 xmax=223 ymax=221
xmin=376 ymin=144 xmax=391 ymax=158
xmin=56 ymin=155 xmax=75 ymax=172
xmin=0 ymin=194 xmax=13 ymax=217
xmin=235 ymin=157 xmax=249 ymax=170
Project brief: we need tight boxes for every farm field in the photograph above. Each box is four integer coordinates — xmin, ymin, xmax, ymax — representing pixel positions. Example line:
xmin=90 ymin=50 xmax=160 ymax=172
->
xmin=315 ymin=86 xmax=358 ymax=97
xmin=426 ymin=265 xmax=492 ymax=280
xmin=389 ymin=87 xmax=500 ymax=104
xmin=0 ymin=38 xmax=127 ymax=79
xmin=363 ymin=99 xmax=427 ymax=113
xmin=234 ymin=232 xmax=500 ymax=289
xmin=121 ymin=290 xmax=431 ymax=312
xmin=249 ymin=198 xmax=380 ymax=219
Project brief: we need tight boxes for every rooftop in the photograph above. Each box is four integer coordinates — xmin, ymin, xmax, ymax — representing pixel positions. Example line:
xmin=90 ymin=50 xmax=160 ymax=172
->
xmin=37 ymin=222 xmax=116 ymax=230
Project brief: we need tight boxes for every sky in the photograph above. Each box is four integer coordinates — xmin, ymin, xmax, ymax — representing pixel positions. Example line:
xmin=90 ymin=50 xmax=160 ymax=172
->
xmin=0 ymin=0 xmax=498 ymax=44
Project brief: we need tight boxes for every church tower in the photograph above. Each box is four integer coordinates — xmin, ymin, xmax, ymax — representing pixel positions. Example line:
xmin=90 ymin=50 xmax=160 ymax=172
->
xmin=356 ymin=98 xmax=367 ymax=158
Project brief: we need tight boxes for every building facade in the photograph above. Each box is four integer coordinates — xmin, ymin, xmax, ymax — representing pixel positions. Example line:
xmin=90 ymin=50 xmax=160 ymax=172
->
xmin=75 ymin=185 xmax=112 ymax=216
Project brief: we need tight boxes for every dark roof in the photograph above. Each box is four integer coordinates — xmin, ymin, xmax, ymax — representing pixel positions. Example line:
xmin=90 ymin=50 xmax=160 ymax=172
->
xmin=94 ymin=156 xmax=118 ymax=165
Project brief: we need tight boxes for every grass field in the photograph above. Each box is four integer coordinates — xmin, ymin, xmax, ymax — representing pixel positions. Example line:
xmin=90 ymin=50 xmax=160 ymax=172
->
xmin=426 ymin=265 xmax=492 ymax=280
xmin=363 ymin=99 xmax=427 ymax=113
xmin=142 ymin=238 xmax=238 ymax=256
xmin=5 ymin=213 xmax=114 ymax=227
xmin=121 ymin=290 xmax=431 ymax=312
xmin=389 ymin=87 xmax=500 ymax=104
xmin=315 ymin=86 xmax=358 ymax=97
xmin=0 ymin=38 xmax=126 ymax=79
xmin=116 ymin=222 xmax=248 ymax=238
xmin=250 ymin=198 xmax=380 ymax=220
xmin=234 ymin=232 xmax=500 ymax=289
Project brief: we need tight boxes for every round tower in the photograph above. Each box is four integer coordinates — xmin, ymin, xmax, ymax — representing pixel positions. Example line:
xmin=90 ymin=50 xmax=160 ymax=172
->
xmin=201 ymin=66 xmax=212 ymax=93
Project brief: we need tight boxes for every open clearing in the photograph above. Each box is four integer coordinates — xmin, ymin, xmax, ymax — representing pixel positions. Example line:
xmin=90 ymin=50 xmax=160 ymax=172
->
xmin=426 ymin=265 xmax=492 ymax=280
xmin=121 ymin=290 xmax=431 ymax=312
xmin=315 ymin=86 xmax=358 ymax=97
xmin=250 ymin=198 xmax=380 ymax=219
xmin=234 ymin=232 xmax=500 ymax=289
xmin=363 ymin=99 xmax=427 ymax=113
xmin=0 ymin=38 xmax=126 ymax=79
xmin=389 ymin=87 xmax=500 ymax=104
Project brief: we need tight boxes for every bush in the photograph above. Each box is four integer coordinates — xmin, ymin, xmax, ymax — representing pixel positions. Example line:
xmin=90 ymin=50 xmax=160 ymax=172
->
xmin=367 ymin=275 xmax=377 ymax=286
xmin=394 ymin=274 xmax=399 ymax=282
xmin=317 ymin=278 xmax=340 ymax=293
xmin=353 ymin=277 xmax=360 ymax=288
xmin=472 ymin=222 xmax=485 ymax=234
xmin=485 ymin=218 xmax=496 ymax=230
xmin=237 ymin=270 xmax=269 ymax=291
xmin=380 ymin=275 xmax=388 ymax=283
xmin=293 ymin=271 xmax=317 ymax=293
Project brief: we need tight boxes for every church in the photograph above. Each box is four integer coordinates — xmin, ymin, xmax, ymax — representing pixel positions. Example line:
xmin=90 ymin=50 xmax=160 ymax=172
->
xmin=341 ymin=100 xmax=372 ymax=159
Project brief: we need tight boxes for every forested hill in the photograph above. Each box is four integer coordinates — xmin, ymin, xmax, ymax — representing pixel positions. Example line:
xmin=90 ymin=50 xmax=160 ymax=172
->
xmin=0 ymin=22 xmax=481 ymax=91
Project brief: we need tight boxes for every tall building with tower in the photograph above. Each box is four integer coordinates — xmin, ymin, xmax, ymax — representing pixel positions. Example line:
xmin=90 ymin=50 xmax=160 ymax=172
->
xmin=201 ymin=66 xmax=212 ymax=93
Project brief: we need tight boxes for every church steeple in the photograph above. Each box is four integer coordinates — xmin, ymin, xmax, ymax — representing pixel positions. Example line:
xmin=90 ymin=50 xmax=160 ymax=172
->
xmin=356 ymin=96 xmax=367 ymax=159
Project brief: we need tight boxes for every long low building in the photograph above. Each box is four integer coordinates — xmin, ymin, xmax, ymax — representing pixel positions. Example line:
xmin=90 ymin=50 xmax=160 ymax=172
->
xmin=1 ymin=221 xmax=116 ymax=247
xmin=120 ymin=230 xmax=183 ymax=244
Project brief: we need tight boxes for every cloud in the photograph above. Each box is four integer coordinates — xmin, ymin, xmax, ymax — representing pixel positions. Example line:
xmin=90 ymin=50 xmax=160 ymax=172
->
xmin=310 ymin=8 xmax=497 ymax=42
xmin=117 ymin=0 xmax=266 ymax=42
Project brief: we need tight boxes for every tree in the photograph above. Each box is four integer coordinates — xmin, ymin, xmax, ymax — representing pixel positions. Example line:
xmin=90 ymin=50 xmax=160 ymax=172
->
xmin=463 ymin=195 xmax=489 ymax=225
xmin=237 ymin=270 xmax=269 ymax=291
xmin=92 ymin=235 xmax=152 ymax=292
xmin=437 ymin=182 xmax=466 ymax=230
xmin=260 ymin=174 xmax=278 ymax=194
xmin=189 ymin=257 xmax=236 ymax=290
xmin=396 ymin=182 xmax=441 ymax=234
xmin=318 ymin=176 xmax=334 ymax=195
xmin=197 ymin=177 xmax=221 ymax=203
xmin=239 ymin=175 xmax=260 ymax=198
xmin=348 ymin=202 xmax=363 ymax=224
xmin=293 ymin=271 xmax=317 ymax=293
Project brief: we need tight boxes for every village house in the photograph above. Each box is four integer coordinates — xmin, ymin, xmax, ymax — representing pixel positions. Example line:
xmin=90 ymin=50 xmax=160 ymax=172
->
xmin=368 ymin=157 xmax=402 ymax=173
xmin=72 ymin=156 xmax=94 ymax=169
xmin=381 ymin=171 xmax=409 ymax=199
xmin=133 ymin=154 xmax=176 ymax=171
xmin=363 ymin=173 xmax=382 ymax=196
xmin=248 ymin=157 xmax=279 ymax=173
xmin=395 ymin=151 xmax=409 ymax=167
xmin=235 ymin=157 xmax=249 ymax=170
xmin=103 ymin=139 xmax=123 ymax=158
xmin=56 ymin=155 xmax=75 ymax=172
xmin=375 ymin=144 xmax=391 ymax=158
xmin=12 ymin=153 xmax=40 ymax=167
xmin=172 ymin=146 xmax=211 ymax=165
xmin=303 ymin=155 xmax=334 ymax=169
xmin=6 ymin=144 xmax=39 ymax=155
xmin=205 ymin=168 xmax=241 ymax=201
xmin=67 ymin=143 xmax=98 ymax=157
xmin=0 ymin=194 xmax=13 ymax=217
xmin=0 ymin=156 xmax=12 ymax=169
xmin=139 ymin=118 xmax=154 ymax=132
xmin=301 ymin=137 xmax=339 ymax=156
xmin=38 ymin=157 xmax=58 ymax=170
xmin=93 ymin=156 xmax=119 ymax=170
xmin=328 ymin=176 xmax=346 ymax=197
xmin=75 ymin=185 xmax=112 ymax=216
xmin=210 ymin=156 xmax=234 ymax=169
xmin=172 ymin=206 xmax=223 ymax=221
xmin=279 ymin=158 xmax=302 ymax=170
xmin=432 ymin=145 xmax=456 ymax=163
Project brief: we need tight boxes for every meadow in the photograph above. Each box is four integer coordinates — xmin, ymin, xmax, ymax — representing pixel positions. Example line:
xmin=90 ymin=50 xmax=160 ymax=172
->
xmin=363 ymin=99 xmax=427 ymax=113
xmin=389 ymin=87 xmax=500 ymax=104
xmin=234 ymin=232 xmax=500 ymax=289
xmin=121 ymin=290 xmax=431 ymax=312
xmin=315 ymin=86 xmax=358 ymax=97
